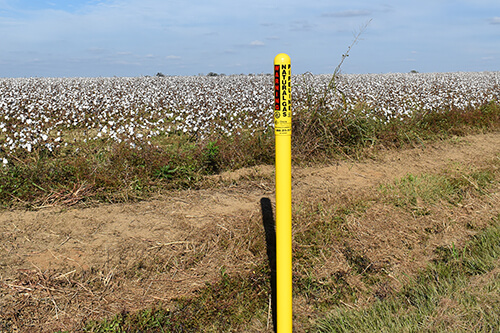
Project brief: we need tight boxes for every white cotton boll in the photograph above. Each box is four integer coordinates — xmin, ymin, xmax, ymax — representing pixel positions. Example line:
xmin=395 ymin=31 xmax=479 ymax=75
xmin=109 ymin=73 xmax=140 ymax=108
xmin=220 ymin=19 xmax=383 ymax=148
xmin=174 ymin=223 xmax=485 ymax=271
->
xmin=2 ymin=158 xmax=7 ymax=166
xmin=41 ymin=134 xmax=48 ymax=141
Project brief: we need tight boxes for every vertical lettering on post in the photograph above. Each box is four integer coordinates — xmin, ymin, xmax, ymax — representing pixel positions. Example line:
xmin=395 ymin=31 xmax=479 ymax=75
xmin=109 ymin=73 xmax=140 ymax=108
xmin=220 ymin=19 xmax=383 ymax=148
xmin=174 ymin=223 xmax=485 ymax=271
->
xmin=274 ymin=55 xmax=291 ymax=136
xmin=274 ymin=65 xmax=281 ymax=123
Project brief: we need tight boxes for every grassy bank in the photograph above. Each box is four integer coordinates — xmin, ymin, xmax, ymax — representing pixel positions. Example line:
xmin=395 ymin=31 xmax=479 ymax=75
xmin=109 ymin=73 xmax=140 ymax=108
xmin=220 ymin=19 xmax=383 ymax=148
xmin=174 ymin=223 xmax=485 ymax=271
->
xmin=1 ymin=100 xmax=499 ymax=209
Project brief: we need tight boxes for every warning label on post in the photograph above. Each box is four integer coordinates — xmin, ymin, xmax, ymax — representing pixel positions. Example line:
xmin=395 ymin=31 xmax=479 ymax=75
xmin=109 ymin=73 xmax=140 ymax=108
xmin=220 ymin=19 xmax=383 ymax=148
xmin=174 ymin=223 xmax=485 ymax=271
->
xmin=274 ymin=57 xmax=291 ymax=136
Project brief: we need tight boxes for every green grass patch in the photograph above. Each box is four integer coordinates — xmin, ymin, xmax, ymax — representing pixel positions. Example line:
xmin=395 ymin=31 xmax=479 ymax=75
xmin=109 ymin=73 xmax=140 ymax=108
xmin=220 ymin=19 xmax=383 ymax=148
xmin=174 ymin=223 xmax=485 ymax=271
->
xmin=380 ymin=173 xmax=464 ymax=215
xmin=379 ymin=162 xmax=498 ymax=215
xmin=315 ymin=215 xmax=500 ymax=333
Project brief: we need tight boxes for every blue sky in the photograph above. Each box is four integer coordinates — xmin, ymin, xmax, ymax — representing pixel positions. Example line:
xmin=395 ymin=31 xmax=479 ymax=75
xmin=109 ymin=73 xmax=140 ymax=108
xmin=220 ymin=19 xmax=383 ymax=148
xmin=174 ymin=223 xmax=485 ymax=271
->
xmin=1 ymin=0 xmax=499 ymax=77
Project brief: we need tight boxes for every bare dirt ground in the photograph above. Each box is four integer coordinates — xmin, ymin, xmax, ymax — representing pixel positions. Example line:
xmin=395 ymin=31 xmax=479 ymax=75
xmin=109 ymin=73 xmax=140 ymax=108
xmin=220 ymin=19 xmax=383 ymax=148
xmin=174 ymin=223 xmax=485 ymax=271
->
xmin=1 ymin=132 xmax=499 ymax=332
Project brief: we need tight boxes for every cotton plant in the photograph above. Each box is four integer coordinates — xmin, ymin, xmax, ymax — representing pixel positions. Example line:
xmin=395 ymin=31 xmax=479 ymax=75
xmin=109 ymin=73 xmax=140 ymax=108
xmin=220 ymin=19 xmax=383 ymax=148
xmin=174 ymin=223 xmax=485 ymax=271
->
xmin=0 ymin=72 xmax=498 ymax=153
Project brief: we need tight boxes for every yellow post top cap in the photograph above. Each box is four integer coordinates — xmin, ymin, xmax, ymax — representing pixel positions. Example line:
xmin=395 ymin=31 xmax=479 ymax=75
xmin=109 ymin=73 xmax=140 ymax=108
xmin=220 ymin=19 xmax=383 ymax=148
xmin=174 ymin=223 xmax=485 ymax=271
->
xmin=274 ymin=53 xmax=291 ymax=64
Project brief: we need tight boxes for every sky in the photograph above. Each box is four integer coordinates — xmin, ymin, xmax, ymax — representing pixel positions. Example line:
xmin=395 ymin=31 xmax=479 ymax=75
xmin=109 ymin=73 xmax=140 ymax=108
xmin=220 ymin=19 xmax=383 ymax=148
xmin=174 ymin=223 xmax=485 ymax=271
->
xmin=0 ymin=0 xmax=499 ymax=77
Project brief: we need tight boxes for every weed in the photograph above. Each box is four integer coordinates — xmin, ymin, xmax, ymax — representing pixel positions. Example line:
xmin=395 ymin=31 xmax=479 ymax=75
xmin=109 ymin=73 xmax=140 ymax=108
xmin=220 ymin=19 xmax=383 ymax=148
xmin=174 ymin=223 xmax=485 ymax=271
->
xmin=202 ymin=140 xmax=220 ymax=174
xmin=153 ymin=164 xmax=179 ymax=180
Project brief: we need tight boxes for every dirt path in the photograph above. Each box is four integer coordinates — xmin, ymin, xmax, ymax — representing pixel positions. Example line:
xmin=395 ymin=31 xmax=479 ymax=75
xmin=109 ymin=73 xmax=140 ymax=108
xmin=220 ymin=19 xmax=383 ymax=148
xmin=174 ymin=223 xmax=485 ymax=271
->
xmin=1 ymin=132 xmax=499 ymax=332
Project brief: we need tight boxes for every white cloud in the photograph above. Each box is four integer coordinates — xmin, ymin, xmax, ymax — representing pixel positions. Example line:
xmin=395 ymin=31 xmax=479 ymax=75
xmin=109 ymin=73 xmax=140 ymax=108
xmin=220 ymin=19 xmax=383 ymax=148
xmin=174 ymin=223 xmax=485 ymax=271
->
xmin=290 ymin=20 xmax=314 ymax=31
xmin=166 ymin=55 xmax=181 ymax=60
xmin=322 ymin=10 xmax=372 ymax=18
xmin=490 ymin=17 xmax=500 ymax=24
xmin=250 ymin=40 xmax=265 ymax=46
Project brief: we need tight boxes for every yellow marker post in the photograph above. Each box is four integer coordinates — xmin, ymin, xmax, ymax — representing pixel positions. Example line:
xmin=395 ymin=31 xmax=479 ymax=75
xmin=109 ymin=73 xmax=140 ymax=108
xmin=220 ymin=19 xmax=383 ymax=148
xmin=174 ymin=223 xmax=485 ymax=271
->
xmin=274 ymin=53 xmax=292 ymax=332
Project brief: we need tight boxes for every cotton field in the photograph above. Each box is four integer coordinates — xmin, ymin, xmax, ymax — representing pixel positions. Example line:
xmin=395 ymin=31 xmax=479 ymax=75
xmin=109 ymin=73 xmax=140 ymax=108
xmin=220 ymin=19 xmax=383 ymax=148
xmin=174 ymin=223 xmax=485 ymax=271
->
xmin=0 ymin=72 xmax=499 ymax=160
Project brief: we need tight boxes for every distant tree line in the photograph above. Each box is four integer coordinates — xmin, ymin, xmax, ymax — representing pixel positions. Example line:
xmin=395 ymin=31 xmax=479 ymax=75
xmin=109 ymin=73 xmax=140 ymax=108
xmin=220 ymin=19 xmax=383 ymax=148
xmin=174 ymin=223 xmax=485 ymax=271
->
xmin=152 ymin=71 xmax=419 ymax=78
xmin=153 ymin=72 xmax=273 ymax=77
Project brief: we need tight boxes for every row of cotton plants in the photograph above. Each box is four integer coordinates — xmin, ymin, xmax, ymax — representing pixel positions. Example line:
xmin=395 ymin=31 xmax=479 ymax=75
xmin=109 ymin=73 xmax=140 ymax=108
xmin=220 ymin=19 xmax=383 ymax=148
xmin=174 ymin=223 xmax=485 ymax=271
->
xmin=1 ymin=72 xmax=499 ymax=161
xmin=0 ymin=75 xmax=273 ymax=156
xmin=294 ymin=71 xmax=500 ymax=118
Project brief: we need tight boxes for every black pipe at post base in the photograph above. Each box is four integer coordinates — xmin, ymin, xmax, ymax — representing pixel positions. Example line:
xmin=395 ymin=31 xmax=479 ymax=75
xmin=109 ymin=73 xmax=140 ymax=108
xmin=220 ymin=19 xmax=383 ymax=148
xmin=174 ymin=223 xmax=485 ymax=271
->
xmin=260 ymin=197 xmax=277 ymax=333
